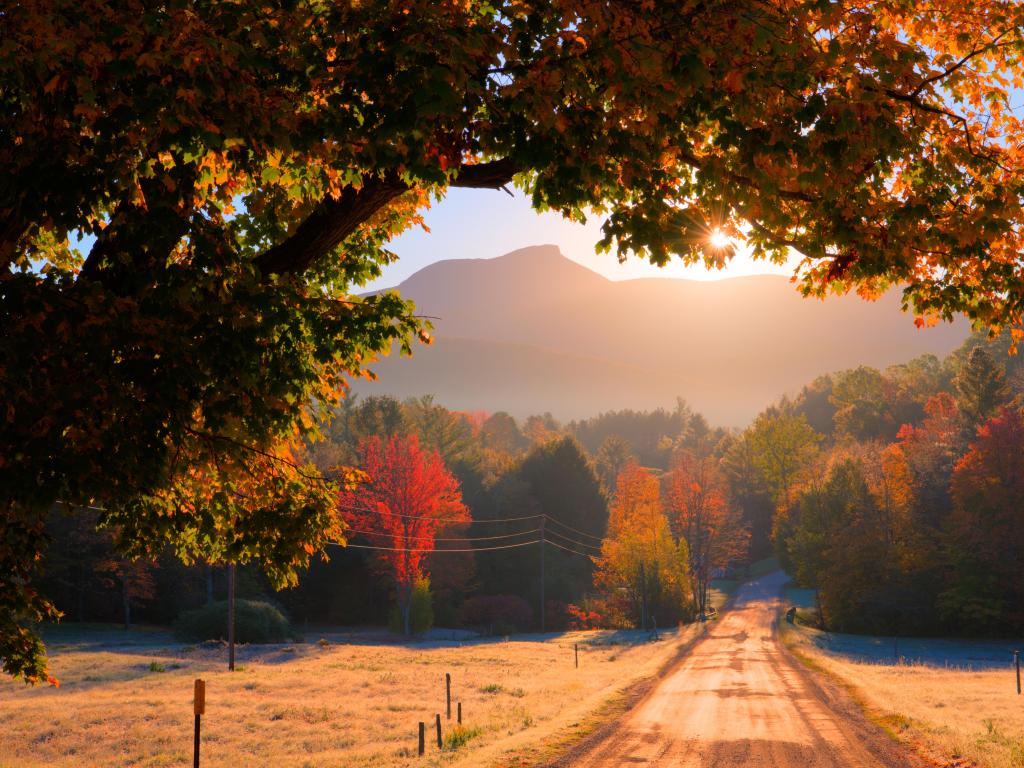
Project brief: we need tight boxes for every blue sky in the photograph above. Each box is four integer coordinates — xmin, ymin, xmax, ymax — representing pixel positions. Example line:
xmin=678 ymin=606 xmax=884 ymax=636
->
xmin=70 ymin=188 xmax=797 ymax=289
xmin=366 ymin=188 xmax=797 ymax=291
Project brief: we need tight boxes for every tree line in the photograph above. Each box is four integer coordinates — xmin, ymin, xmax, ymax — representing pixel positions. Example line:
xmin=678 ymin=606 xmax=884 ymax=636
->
xmin=37 ymin=329 xmax=1021 ymax=640
xmin=39 ymin=395 xmax=754 ymax=634
xmin=773 ymin=331 xmax=1024 ymax=636
xmin=9 ymin=0 xmax=1024 ymax=683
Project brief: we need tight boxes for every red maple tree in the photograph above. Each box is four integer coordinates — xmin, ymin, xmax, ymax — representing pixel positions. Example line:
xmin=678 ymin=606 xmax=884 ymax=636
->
xmin=338 ymin=434 xmax=468 ymax=634
xmin=947 ymin=408 xmax=1024 ymax=630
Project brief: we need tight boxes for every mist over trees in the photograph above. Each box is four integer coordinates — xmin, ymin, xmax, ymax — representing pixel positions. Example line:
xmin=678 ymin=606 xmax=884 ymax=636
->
xmin=32 ymin=328 xmax=1022 ymax=646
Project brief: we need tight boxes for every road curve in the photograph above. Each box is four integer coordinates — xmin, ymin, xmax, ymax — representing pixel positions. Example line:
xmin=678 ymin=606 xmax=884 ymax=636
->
xmin=562 ymin=572 xmax=906 ymax=767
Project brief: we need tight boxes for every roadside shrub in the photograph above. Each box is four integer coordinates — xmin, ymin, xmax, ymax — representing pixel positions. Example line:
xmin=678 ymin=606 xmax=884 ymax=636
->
xmin=566 ymin=602 xmax=605 ymax=630
xmin=578 ymin=594 xmax=633 ymax=629
xmin=460 ymin=595 xmax=533 ymax=634
xmin=444 ymin=724 xmax=483 ymax=750
xmin=174 ymin=600 xmax=297 ymax=643
xmin=388 ymin=576 xmax=434 ymax=635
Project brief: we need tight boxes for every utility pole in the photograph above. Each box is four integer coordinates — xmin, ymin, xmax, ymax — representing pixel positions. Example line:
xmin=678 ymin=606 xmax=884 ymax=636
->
xmin=227 ymin=563 xmax=236 ymax=671
xmin=539 ymin=516 xmax=546 ymax=632
xmin=639 ymin=561 xmax=647 ymax=631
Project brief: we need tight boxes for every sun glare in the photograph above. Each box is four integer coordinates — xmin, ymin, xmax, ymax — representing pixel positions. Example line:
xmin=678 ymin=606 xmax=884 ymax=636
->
xmin=709 ymin=229 xmax=731 ymax=249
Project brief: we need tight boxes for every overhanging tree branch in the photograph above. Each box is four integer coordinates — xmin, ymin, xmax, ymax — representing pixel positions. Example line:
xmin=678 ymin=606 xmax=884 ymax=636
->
xmin=255 ymin=159 xmax=519 ymax=277
xmin=254 ymin=172 xmax=409 ymax=277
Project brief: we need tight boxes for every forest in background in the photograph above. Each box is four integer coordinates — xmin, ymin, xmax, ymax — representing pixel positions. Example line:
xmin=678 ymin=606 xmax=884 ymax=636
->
xmin=37 ymin=328 xmax=1023 ymax=640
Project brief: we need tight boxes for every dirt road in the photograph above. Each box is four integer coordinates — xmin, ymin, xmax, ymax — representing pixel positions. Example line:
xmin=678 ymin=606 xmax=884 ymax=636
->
xmin=560 ymin=572 xmax=907 ymax=767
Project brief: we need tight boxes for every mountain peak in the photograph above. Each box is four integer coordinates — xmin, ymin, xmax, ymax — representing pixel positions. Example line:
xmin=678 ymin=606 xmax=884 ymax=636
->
xmin=493 ymin=243 xmax=564 ymax=263
xmin=359 ymin=242 xmax=970 ymax=425
xmin=395 ymin=245 xmax=608 ymax=301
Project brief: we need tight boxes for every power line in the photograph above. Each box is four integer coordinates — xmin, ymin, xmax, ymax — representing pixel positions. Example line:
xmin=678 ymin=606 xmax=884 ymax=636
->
xmin=544 ymin=537 xmax=599 ymax=558
xmin=334 ymin=539 xmax=541 ymax=553
xmin=58 ymin=501 xmax=602 ymax=556
xmin=344 ymin=527 xmax=540 ymax=543
xmin=545 ymin=528 xmax=603 ymax=552
xmin=338 ymin=503 xmax=542 ymax=524
xmin=61 ymin=500 xmax=603 ymax=543
xmin=543 ymin=514 xmax=604 ymax=542
xmin=466 ymin=513 xmax=545 ymax=524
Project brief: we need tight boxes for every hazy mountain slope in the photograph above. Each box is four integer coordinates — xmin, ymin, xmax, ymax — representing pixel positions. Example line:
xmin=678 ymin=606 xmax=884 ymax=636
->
xmin=353 ymin=245 xmax=969 ymax=425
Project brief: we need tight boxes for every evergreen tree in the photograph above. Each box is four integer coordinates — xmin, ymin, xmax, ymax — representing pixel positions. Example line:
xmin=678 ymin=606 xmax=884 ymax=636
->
xmin=954 ymin=347 xmax=1011 ymax=432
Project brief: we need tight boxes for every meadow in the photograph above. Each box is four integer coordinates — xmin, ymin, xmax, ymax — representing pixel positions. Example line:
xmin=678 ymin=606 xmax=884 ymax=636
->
xmin=0 ymin=625 xmax=698 ymax=768
xmin=782 ymin=586 xmax=1024 ymax=768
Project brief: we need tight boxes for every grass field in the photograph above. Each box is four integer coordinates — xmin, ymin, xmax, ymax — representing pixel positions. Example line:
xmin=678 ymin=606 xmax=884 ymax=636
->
xmin=0 ymin=624 xmax=698 ymax=768
xmin=782 ymin=587 xmax=1024 ymax=768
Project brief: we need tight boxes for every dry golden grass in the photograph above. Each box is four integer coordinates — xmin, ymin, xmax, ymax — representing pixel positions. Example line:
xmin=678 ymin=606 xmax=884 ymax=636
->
xmin=0 ymin=626 xmax=697 ymax=768
xmin=784 ymin=624 xmax=1024 ymax=768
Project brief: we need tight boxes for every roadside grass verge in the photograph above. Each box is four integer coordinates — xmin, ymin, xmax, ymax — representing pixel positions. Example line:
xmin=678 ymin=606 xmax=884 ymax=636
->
xmin=782 ymin=620 xmax=1024 ymax=768
xmin=0 ymin=626 xmax=698 ymax=768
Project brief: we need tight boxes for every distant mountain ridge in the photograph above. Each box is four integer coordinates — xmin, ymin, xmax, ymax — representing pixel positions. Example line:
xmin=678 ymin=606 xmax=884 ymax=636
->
xmin=353 ymin=245 xmax=969 ymax=425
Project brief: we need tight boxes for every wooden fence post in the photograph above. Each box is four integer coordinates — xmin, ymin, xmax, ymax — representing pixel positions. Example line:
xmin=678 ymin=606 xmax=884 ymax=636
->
xmin=227 ymin=564 xmax=236 ymax=672
xmin=574 ymin=643 xmax=578 ymax=668
xmin=435 ymin=714 xmax=442 ymax=748
xmin=193 ymin=679 xmax=206 ymax=768
xmin=1015 ymin=650 xmax=1021 ymax=695
xmin=457 ymin=701 xmax=462 ymax=724
xmin=445 ymin=672 xmax=451 ymax=719
xmin=418 ymin=722 xmax=425 ymax=755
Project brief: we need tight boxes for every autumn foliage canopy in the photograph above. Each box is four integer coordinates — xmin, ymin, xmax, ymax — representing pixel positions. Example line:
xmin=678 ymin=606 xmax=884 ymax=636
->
xmin=6 ymin=0 xmax=1024 ymax=680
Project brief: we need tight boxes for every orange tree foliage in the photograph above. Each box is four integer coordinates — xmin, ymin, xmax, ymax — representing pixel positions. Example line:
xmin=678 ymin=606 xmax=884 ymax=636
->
xmin=6 ymin=0 xmax=1024 ymax=680
xmin=946 ymin=408 xmax=1024 ymax=631
xmin=337 ymin=434 xmax=468 ymax=635
xmin=593 ymin=463 xmax=690 ymax=626
xmin=664 ymin=451 xmax=748 ymax=617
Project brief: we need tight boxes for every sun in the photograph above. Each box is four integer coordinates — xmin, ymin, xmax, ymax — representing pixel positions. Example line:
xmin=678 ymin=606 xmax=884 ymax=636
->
xmin=709 ymin=229 xmax=731 ymax=249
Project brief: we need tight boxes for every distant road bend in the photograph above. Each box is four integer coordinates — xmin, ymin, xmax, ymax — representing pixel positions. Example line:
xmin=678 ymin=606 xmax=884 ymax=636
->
xmin=560 ymin=573 xmax=906 ymax=768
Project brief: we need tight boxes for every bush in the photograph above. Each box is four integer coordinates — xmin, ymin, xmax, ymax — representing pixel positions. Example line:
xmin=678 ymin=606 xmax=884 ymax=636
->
xmin=566 ymin=602 xmax=605 ymax=630
xmin=174 ymin=599 xmax=297 ymax=644
xmin=460 ymin=595 xmax=533 ymax=634
xmin=389 ymin=576 xmax=434 ymax=635
xmin=444 ymin=724 xmax=483 ymax=750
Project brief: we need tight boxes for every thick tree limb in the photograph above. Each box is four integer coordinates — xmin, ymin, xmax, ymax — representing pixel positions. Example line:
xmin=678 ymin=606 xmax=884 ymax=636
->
xmin=255 ymin=172 xmax=409 ymax=277
xmin=254 ymin=159 xmax=519 ymax=277
xmin=448 ymin=158 xmax=520 ymax=189
xmin=0 ymin=212 xmax=26 ymax=273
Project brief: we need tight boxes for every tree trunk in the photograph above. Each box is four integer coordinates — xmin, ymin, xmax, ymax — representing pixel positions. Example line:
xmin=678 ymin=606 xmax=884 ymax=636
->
xmin=690 ymin=573 xmax=702 ymax=619
xmin=697 ymin=574 xmax=708 ymax=618
xmin=639 ymin=562 xmax=647 ymax=630
xmin=205 ymin=563 xmax=214 ymax=605
xmin=398 ymin=580 xmax=413 ymax=635
xmin=122 ymin=578 xmax=131 ymax=630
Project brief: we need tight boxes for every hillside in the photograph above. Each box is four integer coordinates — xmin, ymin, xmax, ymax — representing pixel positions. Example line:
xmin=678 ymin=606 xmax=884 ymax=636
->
xmin=353 ymin=245 xmax=969 ymax=425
